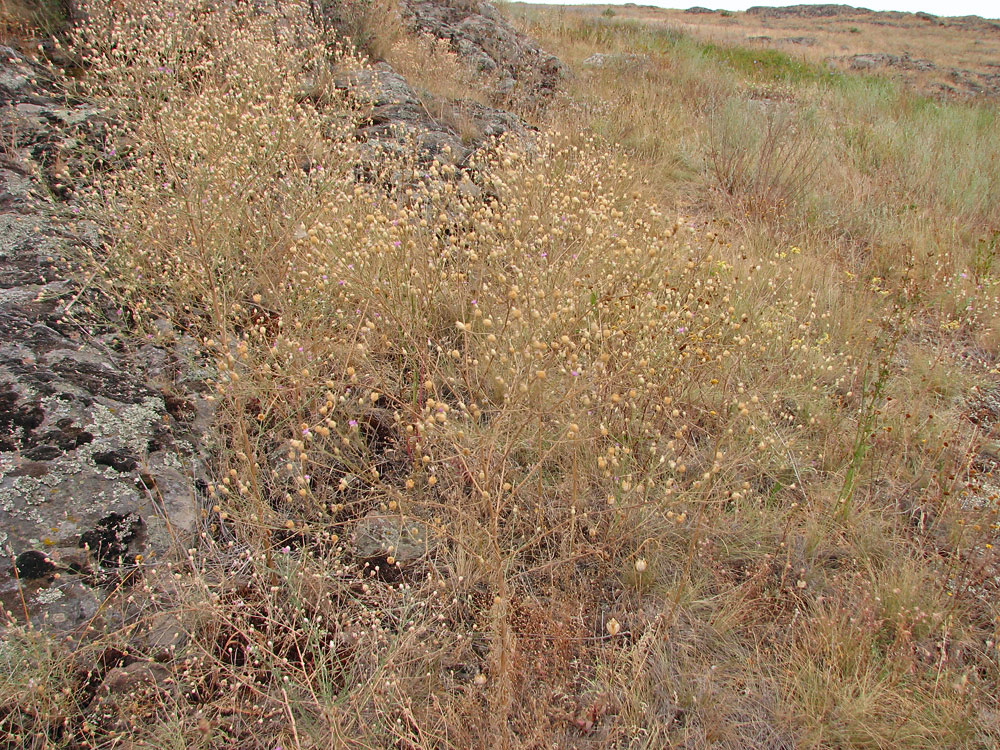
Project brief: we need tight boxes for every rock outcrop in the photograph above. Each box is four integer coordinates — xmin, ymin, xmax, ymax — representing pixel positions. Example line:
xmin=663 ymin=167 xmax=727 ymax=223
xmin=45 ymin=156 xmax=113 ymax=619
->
xmin=581 ymin=53 xmax=650 ymax=70
xmin=847 ymin=52 xmax=934 ymax=72
xmin=840 ymin=52 xmax=1000 ymax=98
xmin=338 ymin=62 xmax=527 ymax=168
xmin=0 ymin=47 xmax=206 ymax=634
xmin=399 ymin=0 xmax=564 ymax=110
xmin=746 ymin=5 xmax=876 ymax=19
xmin=326 ymin=0 xmax=560 ymax=170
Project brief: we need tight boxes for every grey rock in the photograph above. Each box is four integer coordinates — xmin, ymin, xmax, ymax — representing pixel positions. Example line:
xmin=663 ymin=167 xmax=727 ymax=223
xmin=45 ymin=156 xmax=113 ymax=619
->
xmin=337 ymin=62 xmax=529 ymax=168
xmin=780 ymin=36 xmax=818 ymax=46
xmin=137 ymin=612 xmax=189 ymax=661
xmin=399 ymin=0 xmax=565 ymax=111
xmin=746 ymin=5 xmax=872 ymax=19
xmin=338 ymin=63 xmax=471 ymax=165
xmin=582 ymin=53 xmax=650 ymax=69
xmin=0 ymin=562 xmax=101 ymax=634
xmin=325 ymin=1 xmax=553 ymax=181
xmin=0 ymin=47 xmax=206 ymax=635
xmin=847 ymin=53 xmax=935 ymax=72
xmin=87 ymin=661 xmax=171 ymax=711
xmin=351 ymin=511 xmax=438 ymax=566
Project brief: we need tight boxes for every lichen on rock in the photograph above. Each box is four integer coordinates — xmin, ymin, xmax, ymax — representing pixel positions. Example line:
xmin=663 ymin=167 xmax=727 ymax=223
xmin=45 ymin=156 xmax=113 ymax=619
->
xmin=0 ymin=45 xmax=205 ymax=633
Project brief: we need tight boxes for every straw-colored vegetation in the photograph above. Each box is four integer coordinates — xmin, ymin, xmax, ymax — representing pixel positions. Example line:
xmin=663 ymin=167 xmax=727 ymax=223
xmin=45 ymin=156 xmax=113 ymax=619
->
xmin=3 ymin=0 xmax=1000 ymax=747
xmin=539 ymin=2 xmax=1000 ymax=100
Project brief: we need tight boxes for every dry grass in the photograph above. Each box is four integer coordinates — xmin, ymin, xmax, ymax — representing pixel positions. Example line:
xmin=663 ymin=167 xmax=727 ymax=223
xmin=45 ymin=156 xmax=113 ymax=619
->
xmin=321 ymin=0 xmax=403 ymax=61
xmin=510 ymin=2 xmax=1000 ymax=100
xmin=385 ymin=31 xmax=495 ymax=140
xmin=387 ymin=32 xmax=484 ymax=103
xmin=0 ymin=0 xmax=71 ymax=42
xmin=3 ymin=0 xmax=1000 ymax=748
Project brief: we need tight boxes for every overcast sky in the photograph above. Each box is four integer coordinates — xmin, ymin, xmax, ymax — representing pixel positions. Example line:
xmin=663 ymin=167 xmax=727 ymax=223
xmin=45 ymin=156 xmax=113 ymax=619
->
xmin=513 ymin=0 xmax=999 ymax=20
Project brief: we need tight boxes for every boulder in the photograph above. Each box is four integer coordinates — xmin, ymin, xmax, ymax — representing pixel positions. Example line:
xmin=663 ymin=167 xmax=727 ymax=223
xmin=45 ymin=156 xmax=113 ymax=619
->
xmin=351 ymin=511 xmax=439 ymax=567
xmin=746 ymin=5 xmax=871 ymax=19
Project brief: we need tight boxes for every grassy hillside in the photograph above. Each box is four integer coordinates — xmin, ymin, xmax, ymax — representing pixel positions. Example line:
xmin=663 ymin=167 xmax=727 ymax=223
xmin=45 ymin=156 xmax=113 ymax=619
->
xmin=522 ymin=2 xmax=1000 ymax=100
xmin=4 ymin=1 xmax=1000 ymax=747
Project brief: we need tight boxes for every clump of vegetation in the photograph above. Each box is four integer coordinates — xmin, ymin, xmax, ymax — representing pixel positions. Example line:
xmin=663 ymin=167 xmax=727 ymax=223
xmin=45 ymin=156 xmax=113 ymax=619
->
xmin=3 ymin=0 xmax=1000 ymax=747
xmin=707 ymin=100 xmax=827 ymax=217
xmin=319 ymin=0 xmax=402 ymax=61
xmin=0 ymin=0 xmax=72 ymax=43
xmin=385 ymin=29 xmax=493 ymax=139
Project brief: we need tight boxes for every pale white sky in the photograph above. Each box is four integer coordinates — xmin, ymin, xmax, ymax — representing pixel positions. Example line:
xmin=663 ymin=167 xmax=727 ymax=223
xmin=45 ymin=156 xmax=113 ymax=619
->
xmin=514 ymin=0 xmax=1000 ymax=20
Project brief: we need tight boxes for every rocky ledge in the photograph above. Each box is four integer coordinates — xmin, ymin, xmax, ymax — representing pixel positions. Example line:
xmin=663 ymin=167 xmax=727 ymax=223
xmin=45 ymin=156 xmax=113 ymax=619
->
xmin=339 ymin=61 xmax=529 ymax=169
xmin=0 ymin=46 xmax=208 ymax=635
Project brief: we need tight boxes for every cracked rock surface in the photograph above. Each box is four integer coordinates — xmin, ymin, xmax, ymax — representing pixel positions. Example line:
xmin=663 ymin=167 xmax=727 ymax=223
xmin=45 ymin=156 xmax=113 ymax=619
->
xmin=0 ymin=46 xmax=207 ymax=634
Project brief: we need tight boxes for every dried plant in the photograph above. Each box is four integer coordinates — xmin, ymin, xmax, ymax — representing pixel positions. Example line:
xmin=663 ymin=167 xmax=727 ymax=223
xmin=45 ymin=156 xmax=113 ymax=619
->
xmin=4 ymin=2 xmax=1000 ymax=748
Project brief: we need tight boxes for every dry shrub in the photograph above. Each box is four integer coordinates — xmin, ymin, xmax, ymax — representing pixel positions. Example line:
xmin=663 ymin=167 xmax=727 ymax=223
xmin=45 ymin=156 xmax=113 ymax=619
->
xmin=4 ymin=0 xmax=998 ymax=747
xmin=66 ymin=0 xmax=837 ymax=734
xmin=0 ymin=0 xmax=72 ymax=39
xmin=387 ymin=32 xmax=487 ymax=105
xmin=385 ymin=31 xmax=493 ymax=143
xmin=707 ymin=99 xmax=826 ymax=219
xmin=320 ymin=0 xmax=402 ymax=61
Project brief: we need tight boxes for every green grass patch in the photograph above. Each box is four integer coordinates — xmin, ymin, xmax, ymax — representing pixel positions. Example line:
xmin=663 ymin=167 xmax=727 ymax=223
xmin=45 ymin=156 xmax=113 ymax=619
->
xmin=699 ymin=41 xmax=832 ymax=84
